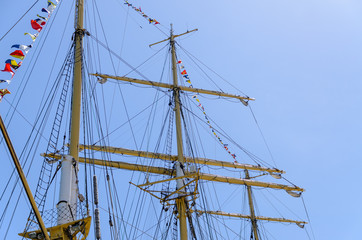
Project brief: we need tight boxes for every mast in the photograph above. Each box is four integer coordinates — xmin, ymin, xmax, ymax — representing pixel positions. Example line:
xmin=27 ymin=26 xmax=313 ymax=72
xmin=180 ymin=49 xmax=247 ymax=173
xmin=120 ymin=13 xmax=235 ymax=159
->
xmin=245 ymin=170 xmax=259 ymax=240
xmin=60 ymin=0 xmax=83 ymax=221
xmin=170 ymin=24 xmax=188 ymax=240
xmin=56 ymin=0 xmax=84 ymax=232
xmin=69 ymin=0 xmax=84 ymax=162
xmin=17 ymin=0 xmax=92 ymax=238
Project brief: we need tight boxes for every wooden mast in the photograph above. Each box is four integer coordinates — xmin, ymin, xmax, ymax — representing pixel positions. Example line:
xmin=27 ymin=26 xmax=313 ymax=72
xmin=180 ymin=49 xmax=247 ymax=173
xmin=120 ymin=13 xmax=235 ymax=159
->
xmin=170 ymin=24 xmax=188 ymax=240
xmin=69 ymin=0 xmax=84 ymax=162
xmin=15 ymin=0 xmax=92 ymax=239
xmin=245 ymin=170 xmax=259 ymax=240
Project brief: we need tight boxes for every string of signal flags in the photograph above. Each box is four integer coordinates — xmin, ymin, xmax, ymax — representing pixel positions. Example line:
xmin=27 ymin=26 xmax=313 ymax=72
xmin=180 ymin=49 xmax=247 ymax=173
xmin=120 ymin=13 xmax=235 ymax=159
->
xmin=0 ymin=0 xmax=60 ymax=101
xmin=0 ymin=0 xmax=160 ymax=102
xmin=177 ymin=60 xmax=238 ymax=163
xmin=123 ymin=0 xmax=160 ymax=25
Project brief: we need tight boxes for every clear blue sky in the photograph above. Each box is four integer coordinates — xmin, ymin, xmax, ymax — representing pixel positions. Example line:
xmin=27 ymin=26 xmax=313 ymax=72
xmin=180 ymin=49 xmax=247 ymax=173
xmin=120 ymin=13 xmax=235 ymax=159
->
xmin=0 ymin=0 xmax=362 ymax=239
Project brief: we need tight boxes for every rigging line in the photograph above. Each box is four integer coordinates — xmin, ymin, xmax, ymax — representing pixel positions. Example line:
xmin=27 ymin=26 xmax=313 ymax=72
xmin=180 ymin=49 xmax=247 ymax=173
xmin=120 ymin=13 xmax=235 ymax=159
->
xmin=82 ymin=39 xmax=92 ymax=214
xmin=0 ymin=0 xmax=40 ymax=42
xmin=2 ymin=0 xmax=68 ymax=148
xmin=141 ymin=195 xmax=159 ymax=239
xmin=116 ymin=2 xmax=130 ymax=73
xmin=90 ymin=0 xmax=102 ymax=71
xmin=84 ymin=78 xmax=131 ymax=239
xmin=129 ymin=186 xmax=150 ymax=239
xmin=13 ymin=161 xmax=62 ymax=235
xmin=3 ymin=185 xmax=29 ymax=240
xmin=198 ymin=183 xmax=217 ymax=239
xmin=115 ymin=0 xmax=145 ymax=30
xmin=97 ymin=201 xmax=164 ymax=239
xmin=159 ymin=210 xmax=173 ymax=239
xmin=88 ymin=34 xmax=149 ymax=80
xmin=116 ymin=82 xmax=139 ymax=149
xmin=35 ymin=0 xmax=74 ymax=116
xmin=248 ymin=105 xmax=277 ymax=168
xmin=117 ymin=0 xmax=169 ymax=37
xmin=2 ymin=43 xmax=73 ymax=227
xmin=83 ymin=70 xmax=114 ymax=228
xmin=218 ymin=186 xmax=242 ymax=212
xmin=140 ymin=48 xmax=170 ymax=179
xmin=123 ymin=43 xmax=168 ymax=77
xmin=265 ymin=188 xmax=303 ymax=220
xmin=175 ymin=46 xmax=223 ymax=92
xmin=259 ymin=189 xmax=285 ymax=219
xmin=93 ymin=0 xmax=139 ymax=154
xmin=206 ymin=214 xmax=246 ymax=240
xmin=301 ymin=196 xmax=316 ymax=240
xmin=280 ymin=176 xmax=298 ymax=188
xmin=182 ymin=92 xmax=208 ymax=161
xmin=179 ymin=98 xmax=222 ymax=232
xmin=239 ymin=187 xmax=247 ymax=239
xmin=90 ymin=94 xmax=166 ymax=145
xmin=251 ymin=190 xmax=262 ymax=240
xmin=85 ymin=73 xmax=123 ymax=238
xmin=27 ymin=43 xmax=75 ymax=214
xmin=3 ymin=114 xmax=49 ymax=237
xmin=120 ymin=100 xmax=170 ymax=233
xmin=181 ymin=104 xmax=267 ymax=166
xmin=177 ymin=44 xmax=248 ymax=97
xmin=137 ymin=112 xmax=173 ymax=239
xmin=3 ymin=98 xmax=48 ymax=142
xmin=110 ymin=172 xmax=131 ymax=239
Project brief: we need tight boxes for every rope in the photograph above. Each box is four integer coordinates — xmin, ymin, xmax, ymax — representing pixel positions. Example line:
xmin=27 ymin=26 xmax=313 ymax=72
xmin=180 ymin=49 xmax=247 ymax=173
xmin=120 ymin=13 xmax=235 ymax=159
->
xmin=0 ymin=0 xmax=40 ymax=42
xmin=248 ymin=105 xmax=278 ymax=168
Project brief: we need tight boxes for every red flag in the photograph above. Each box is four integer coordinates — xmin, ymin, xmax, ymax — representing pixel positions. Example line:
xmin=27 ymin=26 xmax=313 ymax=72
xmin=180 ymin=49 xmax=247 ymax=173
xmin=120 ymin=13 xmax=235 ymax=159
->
xmin=181 ymin=70 xmax=187 ymax=75
xmin=177 ymin=60 xmax=182 ymax=64
xmin=10 ymin=50 xmax=25 ymax=60
xmin=1 ymin=63 xmax=15 ymax=79
xmin=31 ymin=20 xmax=43 ymax=32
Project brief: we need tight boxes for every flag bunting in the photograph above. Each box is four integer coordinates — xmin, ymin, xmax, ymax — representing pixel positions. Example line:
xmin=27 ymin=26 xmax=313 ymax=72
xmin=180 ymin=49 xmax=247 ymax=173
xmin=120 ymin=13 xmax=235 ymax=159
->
xmin=177 ymin=60 xmax=238 ymax=162
xmin=0 ymin=0 xmax=61 ymax=102
xmin=124 ymin=1 xmax=160 ymax=25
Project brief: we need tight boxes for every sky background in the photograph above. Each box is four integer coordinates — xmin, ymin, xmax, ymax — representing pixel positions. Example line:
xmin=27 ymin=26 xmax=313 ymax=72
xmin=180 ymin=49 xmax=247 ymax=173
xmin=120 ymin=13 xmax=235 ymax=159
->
xmin=0 ymin=0 xmax=362 ymax=239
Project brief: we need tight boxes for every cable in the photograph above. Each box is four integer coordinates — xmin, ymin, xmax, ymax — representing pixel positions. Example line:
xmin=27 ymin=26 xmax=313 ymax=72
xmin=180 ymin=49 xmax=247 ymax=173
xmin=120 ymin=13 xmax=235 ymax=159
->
xmin=0 ymin=0 xmax=40 ymax=42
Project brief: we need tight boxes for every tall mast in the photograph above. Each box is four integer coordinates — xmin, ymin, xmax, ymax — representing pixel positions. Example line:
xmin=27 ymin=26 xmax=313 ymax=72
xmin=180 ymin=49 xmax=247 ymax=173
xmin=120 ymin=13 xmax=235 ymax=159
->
xmin=170 ymin=25 xmax=188 ymax=240
xmin=18 ymin=0 xmax=93 ymax=238
xmin=69 ymin=0 xmax=84 ymax=160
xmin=57 ymin=0 xmax=84 ymax=229
xmin=245 ymin=170 xmax=259 ymax=240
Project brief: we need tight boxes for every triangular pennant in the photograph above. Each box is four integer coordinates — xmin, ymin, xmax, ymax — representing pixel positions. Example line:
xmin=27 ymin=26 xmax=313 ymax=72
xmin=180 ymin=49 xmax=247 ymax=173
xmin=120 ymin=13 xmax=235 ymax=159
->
xmin=35 ymin=18 xmax=46 ymax=26
xmin=11 ymin=44 xmax=32 ymax=54
xmin=1 ymin=64 xmax=15 ymax=79
xmin=31 ymin=20 xmax=43 ymax=32
xmin=10 ymin=50 xmax=25 ymax=60
xmin=0 ymin=88 xmax=11 ymax=101
xmin=37 ymin=14 xmax=48 ymax=21
xmin=0 ymin=89 xmax=11 ymax=96
xmin=47 ymin=0 xmax=56 ymax=13
xmin=0 ymin=80 xmax=11 ymax=84
xmin=24 ymin=32 xmax=38 ymax=42
xmin=42 ymin=8 xmax=50 ymax=14
xmin=5 ymin=59 xmax=22 ymax=70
